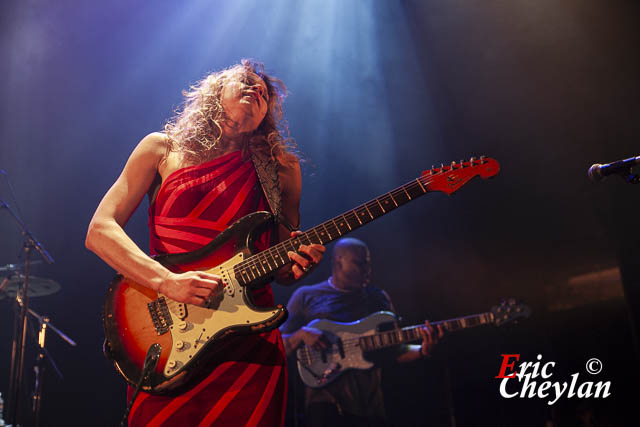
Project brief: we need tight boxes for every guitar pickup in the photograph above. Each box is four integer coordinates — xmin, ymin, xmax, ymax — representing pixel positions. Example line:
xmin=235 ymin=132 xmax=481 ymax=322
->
xmin=147 ymin=297 xmax=173 ymax=335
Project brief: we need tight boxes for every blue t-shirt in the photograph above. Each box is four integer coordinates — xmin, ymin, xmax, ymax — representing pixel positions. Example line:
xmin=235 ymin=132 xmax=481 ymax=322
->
xmin=280 ymin=280 xmax=394 ymax=419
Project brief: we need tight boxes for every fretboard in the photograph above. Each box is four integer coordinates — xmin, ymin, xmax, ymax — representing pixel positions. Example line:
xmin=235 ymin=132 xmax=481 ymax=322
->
xmin=358 ymin=312 xmax=495 ymax=352
xmin=233 ymin=175 xmax=432 ymax=286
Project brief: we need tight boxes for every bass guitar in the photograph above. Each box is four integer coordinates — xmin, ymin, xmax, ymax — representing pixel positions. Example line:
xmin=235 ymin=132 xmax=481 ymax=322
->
xmin=297 ymin=299 xmax=530 ymax=388
xmin=102 ymin=156 xmax=500 ymax=394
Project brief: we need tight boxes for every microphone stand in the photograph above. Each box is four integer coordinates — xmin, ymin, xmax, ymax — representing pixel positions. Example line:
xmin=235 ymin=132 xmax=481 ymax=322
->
xmin=1 ymin=197 xmax=54 ymax=427
xmin=28 ymin=308 xmax=76 ymax=427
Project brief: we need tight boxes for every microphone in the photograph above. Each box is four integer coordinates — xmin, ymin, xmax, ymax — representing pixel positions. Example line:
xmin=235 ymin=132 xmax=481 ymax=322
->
xmin=588 ymin=156 xmax=640 ymax=182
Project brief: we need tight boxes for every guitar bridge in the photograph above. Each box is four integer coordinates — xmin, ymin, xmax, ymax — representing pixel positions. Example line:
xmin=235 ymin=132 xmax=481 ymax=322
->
xmin=148 ymin=297 xmax=173 ymax=335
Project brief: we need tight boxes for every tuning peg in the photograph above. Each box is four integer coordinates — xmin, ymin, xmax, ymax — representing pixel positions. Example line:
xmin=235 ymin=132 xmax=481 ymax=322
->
xmin=460 ymin=159 xmax=464 ymax=167
xmin=440 ymin=163 xmax=444 ymax=171
xmin=469 ymin=156 xmax=476 ymax=165
xmin=430 ymin=165 xmax=435 ymax=174
xmin=480 ymin=155 xmax=486 ymax=164
xmin=450 ymin=161 xmax=457 ymax=169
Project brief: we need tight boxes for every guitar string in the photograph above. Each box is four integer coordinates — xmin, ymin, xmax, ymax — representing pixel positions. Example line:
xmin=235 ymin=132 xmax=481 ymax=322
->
xmin=216 ymin=168 xmax=465 ymax=279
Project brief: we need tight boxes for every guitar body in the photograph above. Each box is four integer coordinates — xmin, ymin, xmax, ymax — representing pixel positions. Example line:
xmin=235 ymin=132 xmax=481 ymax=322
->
xmin=296 ymin=311 xmax=398 ymax=388
xmin=102 ymin=211 xmax=288 ymax=395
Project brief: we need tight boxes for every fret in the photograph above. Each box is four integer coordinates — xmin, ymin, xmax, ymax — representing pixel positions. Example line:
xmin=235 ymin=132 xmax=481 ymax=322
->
xmin=363 ymin=205 xmax=374 ymax=220
xmin=383 ymin=332 xmax=391 ymax=346
xmin=243 ymin=268 xmax=252 ymax=282
xmin=330 ymin=218 xmax=343 ymax=236
xmin=368 ymin=335 xmax=376 ymax=350
xmin=376 ymin=334 xmax=384 ymax=348
xmin=375 ymin=198 xmax=386 ymax=213
xmin=389 ymin=189 xmax=407 ymax=205
xmin=415 ymin=178 xmax=426 ymax=193
xmin=388 ymin=192 xmax=399 ymax=207
xmin=364 ymin=336 xmax=374 ymax=351
xmin=379 ymin=333 xmax=386 ymax=347
xmin=341 ymin=214 xmax=352 ymax=231
xmin=410 ymin=328 xmax=419 ymax=340
xmin=402 ymin=185 xmax=413 ymax=200
xmin=358 ymin=337 xmax=366 ymax=352
xmin=352 ymin=209 xmax=363 ymax=225
xmin=311 ymin=227 xmax=325 ymax=245
xmin=276 ymin=247 xmax=289 ymax=265
xmin=368 ymin=201 xmax=384 ymax=218
xmin=263 ymin=251 xmax=276 ymax=270
xmin=248 ymin=266 xmax=257 ymax=281
xmin=316 ymin=226 xmax=329 ymax=243
xmin=233 ymin=269 xmax=242 ymax=286
xmin=282 ymin=239 xmax=298 ymax=252
xmin=298 ymin=233 xmax=311 ymax=246
xmin=321 ymin=223 xmax=333 ymax=240
xmin=257 ymin=256 xmax=268 ymax=275
xmin=407 ymin=182 xmax=425 ymax=199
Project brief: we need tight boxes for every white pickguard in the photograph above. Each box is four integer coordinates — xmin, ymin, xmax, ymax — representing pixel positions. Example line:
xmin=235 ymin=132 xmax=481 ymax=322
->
xmin=323 ymin=330 xmax=375 ymax=370
xmin=161 ymin=253 xmax=281 ymax=377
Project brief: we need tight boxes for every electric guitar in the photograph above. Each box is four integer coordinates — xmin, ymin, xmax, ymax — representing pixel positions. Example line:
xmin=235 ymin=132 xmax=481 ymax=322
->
xmin=102 ymin=157 xmax=500 ymax=394
xmin=297 ymin=299 xmax=531 ymax=388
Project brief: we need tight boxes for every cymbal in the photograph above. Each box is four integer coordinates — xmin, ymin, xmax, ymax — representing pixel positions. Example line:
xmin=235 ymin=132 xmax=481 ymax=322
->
xmin=0 ymin=275 xmax=61 ymax=299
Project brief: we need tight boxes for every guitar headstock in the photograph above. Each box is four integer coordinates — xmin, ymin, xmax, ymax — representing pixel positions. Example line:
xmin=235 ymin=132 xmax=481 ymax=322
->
xmin=421 ymin=156 xmax=500 ymax=195
xmin=491 ymin=298 xmax=531 ymax=326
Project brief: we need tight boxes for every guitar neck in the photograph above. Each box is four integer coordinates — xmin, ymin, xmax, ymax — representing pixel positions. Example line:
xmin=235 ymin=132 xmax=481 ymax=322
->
xmin=234 ymin=176 xmax=431 ymax=285
xmin=359 ymin=312 xmax=495 ymax=352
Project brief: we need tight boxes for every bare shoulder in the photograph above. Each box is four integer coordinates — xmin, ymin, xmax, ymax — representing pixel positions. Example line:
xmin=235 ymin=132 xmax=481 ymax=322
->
xmin=132 ymin=132 xmax=170 ymax=161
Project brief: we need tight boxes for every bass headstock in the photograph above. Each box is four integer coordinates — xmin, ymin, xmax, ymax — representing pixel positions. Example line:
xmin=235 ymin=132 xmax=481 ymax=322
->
xmin=421 ymin=156 xmax=500 ymax=195
xmin=491 ymin=298 xmax=531 ymax=326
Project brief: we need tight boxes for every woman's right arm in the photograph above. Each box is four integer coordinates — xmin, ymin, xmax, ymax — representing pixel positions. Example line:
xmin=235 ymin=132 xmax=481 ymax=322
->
xmin=85 ymin=133 xmax=222 ymax=305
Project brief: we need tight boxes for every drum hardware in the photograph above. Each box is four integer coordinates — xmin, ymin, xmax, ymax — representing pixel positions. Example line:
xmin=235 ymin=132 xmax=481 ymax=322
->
xmin=0 ymin=261 xmax=42 ymax=272
xmin=1 ymin=195 xmax=55 ymax=427
xmin=0 ymin=275 xmax=61 ymax=300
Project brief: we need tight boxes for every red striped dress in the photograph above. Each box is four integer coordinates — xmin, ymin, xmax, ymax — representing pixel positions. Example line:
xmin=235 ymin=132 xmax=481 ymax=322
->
xmin=127 ymin=150 xmax=287 ymax=426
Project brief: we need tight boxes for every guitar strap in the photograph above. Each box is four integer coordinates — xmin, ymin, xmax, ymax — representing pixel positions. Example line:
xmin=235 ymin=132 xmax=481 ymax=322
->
xmin=250 ymin=152 xmax=298 ymax=231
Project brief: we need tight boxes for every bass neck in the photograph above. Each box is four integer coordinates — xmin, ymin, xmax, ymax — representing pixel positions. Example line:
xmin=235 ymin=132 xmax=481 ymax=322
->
xmin=359 ymin=312 xmax=494 ymax=352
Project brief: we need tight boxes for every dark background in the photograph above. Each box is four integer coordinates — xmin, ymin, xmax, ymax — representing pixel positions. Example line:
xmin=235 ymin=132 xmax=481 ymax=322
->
xmin=1 ymin=0 xmax=639 ymax=425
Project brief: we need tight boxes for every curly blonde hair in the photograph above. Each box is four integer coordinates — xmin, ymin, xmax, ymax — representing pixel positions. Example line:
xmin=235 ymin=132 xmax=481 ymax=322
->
xmin=164 ymin=59 xmax=297 ymax=165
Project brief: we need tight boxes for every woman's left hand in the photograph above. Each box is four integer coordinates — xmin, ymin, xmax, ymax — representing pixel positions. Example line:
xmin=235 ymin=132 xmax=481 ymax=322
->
xmin=287 ymin=231 xmax=325 ymax=279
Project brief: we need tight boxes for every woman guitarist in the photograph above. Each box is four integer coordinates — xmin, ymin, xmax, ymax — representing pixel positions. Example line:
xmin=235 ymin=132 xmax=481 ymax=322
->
xmin=86 ymin=59 xmax=325 ymax=426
